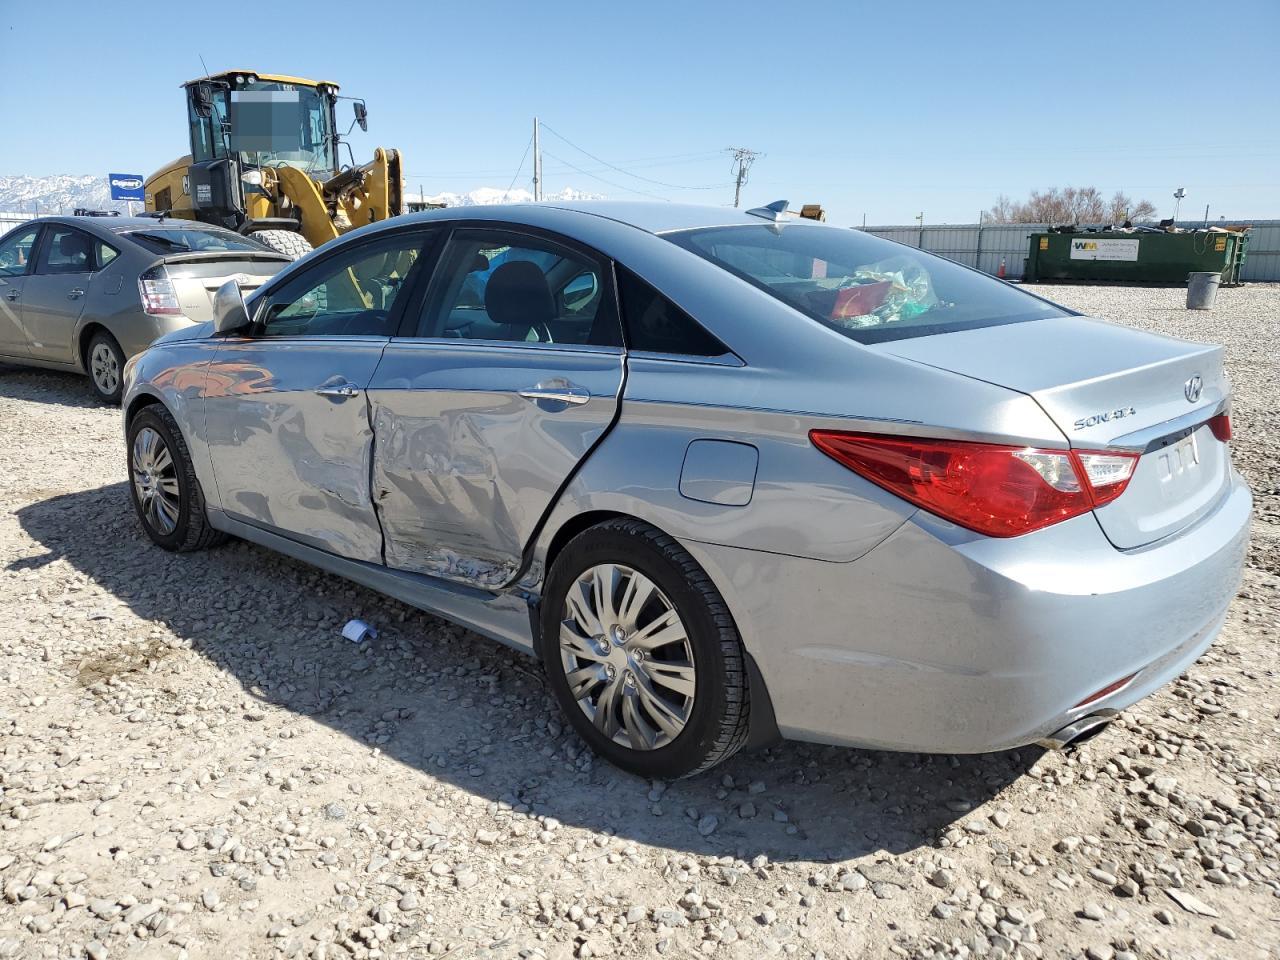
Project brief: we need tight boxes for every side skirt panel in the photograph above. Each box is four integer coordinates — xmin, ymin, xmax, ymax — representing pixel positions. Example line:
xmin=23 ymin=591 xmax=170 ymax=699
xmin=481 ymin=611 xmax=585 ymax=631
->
xmin=209 ymin=511 xmax=536 ymax=655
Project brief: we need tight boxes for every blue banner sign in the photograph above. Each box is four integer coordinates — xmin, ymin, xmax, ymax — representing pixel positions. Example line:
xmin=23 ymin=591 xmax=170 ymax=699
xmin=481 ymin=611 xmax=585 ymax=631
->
xmin=108 ymin=173 xmax=145 ymax=202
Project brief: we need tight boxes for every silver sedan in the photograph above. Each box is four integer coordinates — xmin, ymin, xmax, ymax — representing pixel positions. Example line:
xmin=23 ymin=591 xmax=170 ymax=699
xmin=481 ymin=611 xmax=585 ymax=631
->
xmin=0 ymin=216 xmax=288 ymax=402
xmin=120 ymin=201 xmax=1251 ymax=778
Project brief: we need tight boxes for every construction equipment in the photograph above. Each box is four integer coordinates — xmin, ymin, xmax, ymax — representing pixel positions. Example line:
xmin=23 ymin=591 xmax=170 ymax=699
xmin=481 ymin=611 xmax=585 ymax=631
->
xmin=144 ymin=70 xmax=403 ymax=259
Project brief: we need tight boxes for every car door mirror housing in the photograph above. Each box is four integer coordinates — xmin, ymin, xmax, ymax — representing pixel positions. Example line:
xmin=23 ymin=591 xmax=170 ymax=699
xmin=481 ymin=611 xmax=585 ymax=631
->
xmin=212 ymin=279 xmax=252 ymax=334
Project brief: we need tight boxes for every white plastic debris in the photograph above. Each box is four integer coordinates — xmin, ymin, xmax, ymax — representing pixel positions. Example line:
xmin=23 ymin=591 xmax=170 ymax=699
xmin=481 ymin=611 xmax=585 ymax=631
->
xmin=342 ymin=619 xmax=378 ymax=644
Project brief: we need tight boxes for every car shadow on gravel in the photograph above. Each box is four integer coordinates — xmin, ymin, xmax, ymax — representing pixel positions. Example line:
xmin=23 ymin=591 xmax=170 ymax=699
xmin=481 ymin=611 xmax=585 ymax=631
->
xmin=14 ymin=482 xmax=1039 ymax=865
xmin=0 ymin=364 xmax=104 ymax=410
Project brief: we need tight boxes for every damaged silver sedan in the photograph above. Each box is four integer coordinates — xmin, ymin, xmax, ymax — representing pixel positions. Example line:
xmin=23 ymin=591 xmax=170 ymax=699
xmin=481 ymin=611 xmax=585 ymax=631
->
xmin=121 ymin=201 xmax=1251 ymax=778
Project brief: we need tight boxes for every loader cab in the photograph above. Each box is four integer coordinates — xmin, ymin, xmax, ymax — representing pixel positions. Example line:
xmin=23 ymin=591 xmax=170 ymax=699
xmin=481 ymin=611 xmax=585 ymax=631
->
xmin=181 ymin=72 xmax=342 ymax=231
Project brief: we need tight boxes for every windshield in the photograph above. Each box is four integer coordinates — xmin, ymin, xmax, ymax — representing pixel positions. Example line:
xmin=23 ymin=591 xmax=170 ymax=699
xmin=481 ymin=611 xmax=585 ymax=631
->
xmin=125 ymin=228 xmax=271 ymax=255
xmin=227 ymin=80 xmax=337 ymax=175
xmin=666 ymin=224 xmax=1067 ymax=343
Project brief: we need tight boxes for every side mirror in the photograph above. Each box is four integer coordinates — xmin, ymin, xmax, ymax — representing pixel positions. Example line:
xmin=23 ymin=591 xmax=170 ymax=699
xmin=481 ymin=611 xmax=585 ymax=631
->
xmin=192 ymin=83 xmax=215 ymax=120
xmin=562 ymin=271 xmax=599 ymax=312
xmin=212 ymin=279 xmax=251 ymax=334
xmin=353 ymin=100 xmax=368 ymax=132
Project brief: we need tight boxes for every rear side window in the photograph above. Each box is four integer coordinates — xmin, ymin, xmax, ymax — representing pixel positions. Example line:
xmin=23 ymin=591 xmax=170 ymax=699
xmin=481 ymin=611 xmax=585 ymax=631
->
xmin=37 ymin=227 xmax=106 ymax=274
xmin=616 ymin=266 xmax=727 ymax=358
xmin=666 ymin=224 xmax=1066 ymax=344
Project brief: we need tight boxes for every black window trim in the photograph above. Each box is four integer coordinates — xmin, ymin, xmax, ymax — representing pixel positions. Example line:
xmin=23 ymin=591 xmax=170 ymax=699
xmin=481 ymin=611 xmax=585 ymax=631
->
xmin=394 ymin=222 xmax=625 ymax=353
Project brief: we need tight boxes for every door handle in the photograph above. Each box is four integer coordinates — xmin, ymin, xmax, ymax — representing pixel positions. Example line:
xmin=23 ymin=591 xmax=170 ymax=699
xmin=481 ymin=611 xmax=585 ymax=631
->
xmin=315 ymin=382 xmax=360 ymax=398
xmin=67 ymin=288 xmax=85 ymax=300
xmin=3 ymin=290 xmax=17 ymax=302
xmin=518 ymin=382 xmax=591 ymax=406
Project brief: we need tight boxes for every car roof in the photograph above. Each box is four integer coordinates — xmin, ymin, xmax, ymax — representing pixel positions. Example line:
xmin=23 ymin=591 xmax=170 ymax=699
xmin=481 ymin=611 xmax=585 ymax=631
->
xmin=16 ymin=216 xmax=240 ymax=236
xmin=397 ymin=200 xmax=823 ymax=237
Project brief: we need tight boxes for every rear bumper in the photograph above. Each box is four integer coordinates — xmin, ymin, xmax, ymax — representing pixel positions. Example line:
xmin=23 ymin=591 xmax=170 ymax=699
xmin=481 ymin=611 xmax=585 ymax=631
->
xmin=681 ymin=472 xmax=1251 ymax=754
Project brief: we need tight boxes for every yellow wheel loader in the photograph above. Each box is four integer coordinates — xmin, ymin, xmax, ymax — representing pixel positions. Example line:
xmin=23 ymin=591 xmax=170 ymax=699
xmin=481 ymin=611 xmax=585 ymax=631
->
xmin=144 ymin=70 xmax=403 ymax=259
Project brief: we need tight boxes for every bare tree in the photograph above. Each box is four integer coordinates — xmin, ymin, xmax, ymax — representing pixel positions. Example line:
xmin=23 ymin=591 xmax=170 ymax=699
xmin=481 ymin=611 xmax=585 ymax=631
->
xmin=983 ymin=187 xmax=1157 ymax=224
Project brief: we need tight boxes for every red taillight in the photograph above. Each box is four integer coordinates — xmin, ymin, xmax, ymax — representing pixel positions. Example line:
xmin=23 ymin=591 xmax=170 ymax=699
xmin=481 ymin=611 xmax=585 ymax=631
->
xmin=1208 ymin=413 xmax=1232 ymax=442
xmin=138 ymin=265 xmax=182 ymax=316
xmin=810 ymin=431 xmax=1139 ymax=538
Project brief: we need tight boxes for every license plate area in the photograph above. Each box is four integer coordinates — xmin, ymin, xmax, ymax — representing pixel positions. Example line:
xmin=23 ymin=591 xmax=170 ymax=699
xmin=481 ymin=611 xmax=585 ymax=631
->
xmin=1154 ymin=432 xmax=1201 ymax=497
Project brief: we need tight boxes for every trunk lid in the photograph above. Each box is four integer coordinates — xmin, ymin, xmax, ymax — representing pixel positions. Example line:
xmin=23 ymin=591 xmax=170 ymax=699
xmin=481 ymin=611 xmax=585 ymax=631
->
xmin=160 ymin=253 xmax=289 ymax=323
xmin=873 ymin=315 xmax=1231 ymax=548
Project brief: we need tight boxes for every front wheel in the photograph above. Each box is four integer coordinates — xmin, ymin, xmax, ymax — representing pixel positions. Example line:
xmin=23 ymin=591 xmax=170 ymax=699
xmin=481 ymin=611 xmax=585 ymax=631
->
xmin=251 ymin=229 xmax=314 ymax=260
xmin=126 ymin=405 xmax=226 ymax=552
xmin=538 ymin=519 xmax=750 ymax=779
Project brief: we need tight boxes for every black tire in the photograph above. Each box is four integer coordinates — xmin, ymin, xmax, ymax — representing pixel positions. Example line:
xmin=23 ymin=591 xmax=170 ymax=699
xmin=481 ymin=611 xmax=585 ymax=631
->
xmin=538 ymin=519 xmax=750 ymax=779
xmin=126 ymin=405 xmax=226 ymax=552
xmin=252 ymin=229 xmax=314 ymax=260
xmin=86 ymin=330 xmax=125 ymax=404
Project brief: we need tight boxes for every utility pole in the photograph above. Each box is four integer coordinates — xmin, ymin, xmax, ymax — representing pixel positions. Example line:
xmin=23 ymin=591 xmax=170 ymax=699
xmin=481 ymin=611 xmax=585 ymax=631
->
xmin=726 ymin=147 xmax=760 ymax=208
xmin=532 ymin=117 xmax=542 ymax=202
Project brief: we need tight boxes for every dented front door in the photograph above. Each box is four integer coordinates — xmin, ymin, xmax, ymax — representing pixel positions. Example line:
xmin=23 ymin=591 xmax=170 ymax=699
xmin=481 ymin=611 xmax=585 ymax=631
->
xmin=203 ymin=337 xmax=388 ymax=561
xmin=367 ymin=342 xmax=624 ymax=588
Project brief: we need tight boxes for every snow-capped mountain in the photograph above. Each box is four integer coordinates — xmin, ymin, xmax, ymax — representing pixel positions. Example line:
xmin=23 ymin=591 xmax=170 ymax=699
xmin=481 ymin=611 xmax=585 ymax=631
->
xmin=0 ymin=175 xmax=602 ymax=216
xmin=406 ymin=186 xmax=604 ymax=207
xmin=0 ymin=175 xmax=127 ymax=215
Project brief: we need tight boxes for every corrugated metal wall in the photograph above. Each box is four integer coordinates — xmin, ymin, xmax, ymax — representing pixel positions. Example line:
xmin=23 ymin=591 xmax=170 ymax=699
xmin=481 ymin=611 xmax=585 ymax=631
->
xmin=862 ymin=220 xmax=1280 ymax=282
xmin=0 ymin=211 xmax=35 ymax=230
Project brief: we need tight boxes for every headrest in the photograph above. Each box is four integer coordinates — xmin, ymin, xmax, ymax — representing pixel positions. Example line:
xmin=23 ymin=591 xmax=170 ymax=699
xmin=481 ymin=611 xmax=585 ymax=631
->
xmin=484 ymin=260 xmax=554 ymax=329
xmin=469 ymin=253 xmax=490 ymax=273
xmin=58 ymin=232 xmax=90 ymax=259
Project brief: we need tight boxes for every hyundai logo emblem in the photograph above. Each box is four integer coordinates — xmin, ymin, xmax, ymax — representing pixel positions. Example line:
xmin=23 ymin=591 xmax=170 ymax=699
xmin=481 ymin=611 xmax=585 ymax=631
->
xmin=1184 ymin=375 xmax=1203 ymax=403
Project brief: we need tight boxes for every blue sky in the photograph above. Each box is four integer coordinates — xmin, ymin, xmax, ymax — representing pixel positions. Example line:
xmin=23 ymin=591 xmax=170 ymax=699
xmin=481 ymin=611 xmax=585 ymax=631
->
xmin=2 ymin=0 xmax=1276 ymax=226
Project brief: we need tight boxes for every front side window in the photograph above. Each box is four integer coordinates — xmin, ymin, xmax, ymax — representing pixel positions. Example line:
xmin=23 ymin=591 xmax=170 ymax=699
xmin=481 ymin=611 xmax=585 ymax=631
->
xmin=666 ymin=224 xmax=1066 ymax=344
xmin=417 ymin=230 xmax=620 ymax=347
xmin=0 ymin=226 xmax=39 ymax=277
xmin=37 ymin=228 xmax=97 ymax=275
xmin=257 ymin=233 xmax=426 ymax=338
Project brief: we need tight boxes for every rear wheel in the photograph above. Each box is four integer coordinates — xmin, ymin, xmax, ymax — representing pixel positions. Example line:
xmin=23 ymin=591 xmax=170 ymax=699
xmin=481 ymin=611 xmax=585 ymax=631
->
xmin=252 ymin=229 xmax=313 ymax=260
xmin=538 ymin=519 xmax=750 ymax=779
xmin=86 ymin=331 xmax=124 ymax=404
xmin=126 ymin=405 xmax=226 ymax=552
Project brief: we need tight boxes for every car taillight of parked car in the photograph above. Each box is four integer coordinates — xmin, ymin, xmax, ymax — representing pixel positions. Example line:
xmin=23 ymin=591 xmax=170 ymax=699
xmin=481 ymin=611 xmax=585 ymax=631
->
xmin=1208 ymin=413 xmax=1232 ymax=442
xmin=809 ymin=431 xmax=1141 ymax=538
xmin=138 ymin=265 xmax=183 ymax=316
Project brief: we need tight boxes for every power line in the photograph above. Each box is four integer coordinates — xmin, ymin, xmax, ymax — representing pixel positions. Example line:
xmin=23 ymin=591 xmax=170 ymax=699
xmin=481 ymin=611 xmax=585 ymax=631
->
xmin=539 ymin=121 xmax=728 ymax=191
xmin=505 ymin=133 xmax=534 ymax=197
xmin=540 ymin=150 xmax=669 ymax=201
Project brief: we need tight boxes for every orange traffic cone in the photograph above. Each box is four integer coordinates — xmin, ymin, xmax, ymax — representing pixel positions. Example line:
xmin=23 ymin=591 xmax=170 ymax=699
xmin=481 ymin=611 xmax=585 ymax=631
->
xmin=997 ymin=258 xmax=1007 ymax=279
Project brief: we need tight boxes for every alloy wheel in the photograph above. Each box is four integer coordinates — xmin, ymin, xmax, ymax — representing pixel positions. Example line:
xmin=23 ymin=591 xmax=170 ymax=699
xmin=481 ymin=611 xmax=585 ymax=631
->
xmin=131 ymin=427 xmax=180 ymax=535
xmin=558 ymin=563 xmax=696 ymax=750
xmin=90 ymin=342 xmax=120 ymax=395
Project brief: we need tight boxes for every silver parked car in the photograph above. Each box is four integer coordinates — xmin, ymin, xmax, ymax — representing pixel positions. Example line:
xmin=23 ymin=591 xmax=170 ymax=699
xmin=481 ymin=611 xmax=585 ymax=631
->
xmin=0 ymin=216 xmax=290 ymax=402
xmin=121 ymin=201 xmax=1251 ymax=778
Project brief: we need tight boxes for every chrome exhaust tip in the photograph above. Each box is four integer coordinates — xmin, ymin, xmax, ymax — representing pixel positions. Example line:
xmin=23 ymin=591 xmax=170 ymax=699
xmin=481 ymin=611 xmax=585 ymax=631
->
xmin=1037 ymin=712 xmax=1115 ymax=750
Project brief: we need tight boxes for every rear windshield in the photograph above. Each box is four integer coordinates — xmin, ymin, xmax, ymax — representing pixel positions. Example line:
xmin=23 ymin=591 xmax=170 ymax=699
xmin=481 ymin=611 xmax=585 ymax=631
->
xmin=666 ymin=224 xmax=1066 ymax=343
xmin=123 ymin=228 xmax=270 ymax=255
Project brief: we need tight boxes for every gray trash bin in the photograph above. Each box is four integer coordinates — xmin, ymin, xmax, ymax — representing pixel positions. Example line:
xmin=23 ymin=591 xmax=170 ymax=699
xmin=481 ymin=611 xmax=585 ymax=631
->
xmin=1187 ymin=272 xmax=1221 ymax=310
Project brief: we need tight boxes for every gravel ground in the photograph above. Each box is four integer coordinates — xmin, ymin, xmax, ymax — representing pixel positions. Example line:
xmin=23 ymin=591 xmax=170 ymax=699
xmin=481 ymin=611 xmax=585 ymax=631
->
xmin=0 ymin=283 xmax=1277 ymax=960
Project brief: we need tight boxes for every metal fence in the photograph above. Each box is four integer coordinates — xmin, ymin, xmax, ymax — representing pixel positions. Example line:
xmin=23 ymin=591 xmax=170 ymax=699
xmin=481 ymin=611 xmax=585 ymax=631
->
xmin=0 ymin=211 xmax=35 ymax=230
xmin=860 ymin=220 xmax=1280 ymax=283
